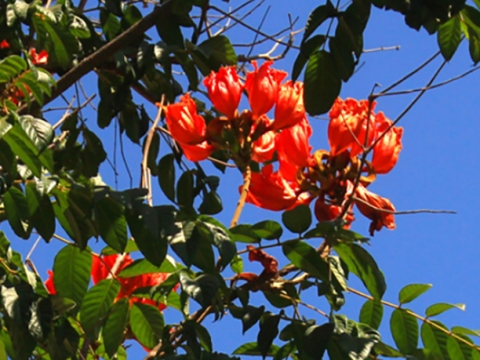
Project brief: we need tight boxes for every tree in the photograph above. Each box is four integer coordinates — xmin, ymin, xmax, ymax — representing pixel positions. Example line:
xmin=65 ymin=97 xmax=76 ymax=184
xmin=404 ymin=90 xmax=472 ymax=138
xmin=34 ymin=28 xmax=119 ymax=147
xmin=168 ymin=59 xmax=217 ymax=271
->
xmin=0 ymin=0 xmax=477 ymax=358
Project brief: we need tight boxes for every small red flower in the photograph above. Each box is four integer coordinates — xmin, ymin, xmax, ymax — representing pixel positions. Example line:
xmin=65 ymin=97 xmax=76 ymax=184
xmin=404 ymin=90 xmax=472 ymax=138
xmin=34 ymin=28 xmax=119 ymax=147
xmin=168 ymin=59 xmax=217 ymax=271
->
xmin=45 ymin=270 xmax=56 ymax=295
xmin=245 ymin=61 xmax=287 ymax=118
xmin=0 ymin=40 xmax=10 ymax=49
xmin=29 ymin=48 xmax=48 ymax=65
xmin=203 ymin=66 xmax=243 ymax=119
xmin=314 ymin=198 xmax=355 ymax=226
xmin=273 ymin=81 xmax=305 ymax=131
xmin=244 ymin=164 xmax=308 ymax=211
xmin=252 ymin=131 xmax=276 ymax=163
xmin=328 ymin=98 xmax=377 ymax=158
xmin=92 ymin=254 xmax=175 ymax=311
xmin=276 ymin=117 xmax=312 ymax=168
xmin=354 ymin=184 xmax=396 ymax=236
xmin=165 ymin=93 xmax=207 ymax=145
xmin=371 ymin=116 xmax=403 ymax=174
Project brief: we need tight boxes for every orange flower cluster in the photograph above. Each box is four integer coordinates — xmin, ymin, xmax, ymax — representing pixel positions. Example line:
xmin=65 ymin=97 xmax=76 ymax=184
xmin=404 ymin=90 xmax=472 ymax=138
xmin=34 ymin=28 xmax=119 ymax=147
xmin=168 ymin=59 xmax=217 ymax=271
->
xmin=164 ymin=62 xmax=403 ymax=235
xmin=164 ymin=61 xmax=309 ymax=167
xmin=45 ymin=254 xmax=175 ymax=311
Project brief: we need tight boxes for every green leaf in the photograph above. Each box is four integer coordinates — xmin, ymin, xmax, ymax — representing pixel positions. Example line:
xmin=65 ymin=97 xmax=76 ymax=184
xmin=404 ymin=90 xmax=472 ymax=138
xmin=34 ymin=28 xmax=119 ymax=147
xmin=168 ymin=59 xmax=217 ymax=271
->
xmin=421 ymin=321 xmax=448 ymax=359
xmin=81 ymin=127 xmax=107 ymax=177
xmin=390 ymin=308 xmax=418 ymax=355
xmin=282 ymin=240 xmax=329 ymax=281
xmin=359 ymin=300 xmax=383 ymax=330
xmin=398 ymin=283 xmax=432 ymax=305
xmin=179 ymin=272 xmax=219 ymax=308
xmin=425 ymin=303 xmax=465 ymax=317
xmin=230 ymin=224 xmax=261 ymax=243
xmin=198 ymin=35 xmax=237 ymax=67
xmin=158 ymin=154 xmax=176 ymax=202
xmin=292 ymin=35 xmax=327 ymax=81
xmin=130 ymin=303 xmax=164 ymax=350
xmin=374 ymin=341 xmax=404 ymax=358
xmin=304 ymin=323 xmax=335 ymax=359
xmin=3 ymin=186 xmax=30 ymax=239
xmin=103 ymin=298 xmax=129 ymax=358
xmin=233 ymin=342 xmax=280 ymax=356
xmin=452 ymin=326 xmax=480 ymax=337
xmin=36 ymin=18 xmax=77 ymax=69
xmin=26 ymin=183 xmax=55 ymax=241
xmin=198 ymin=190 xmax=223 ymax=215
xmin=175 ymin=51 xmax=199 ymax=90
xmin=302 ymin=1 xmax=337 ymax=43
xmin=281 ymin=204 xmax=312 ymax=234
xmin=155 ymin=9 xmax=184 ymax=47
xmin=53 ymin=245 xmax=92 ymax=308
xmin=334 ymin=242 xmax=386 ymax=300
xmin=257 ymin=313 xmax=281 ymax=359
xmin=118 ymin=257 xmax=177 ymax=278
xmin=438 ymin=15 xmax=462 ymax=61
xmin=199 ymin=221 xmax=236 ymax=268
xmin=242 ymin=305 xmax=265 ymax=334
xmin=100 ymin=9 xmax=122 ymax=41
xmin=252 ymin=220 xmax=283 ymax=240
xmin=304 ymin=50 xmax=341 ymax=115
xmin=177 ymin=170 xmax=195 ymax=210
xmin=1 ymin=118 xmax=42 ymax=177
xmin=447 ymin=336 xmax=467 ymax=360
xmin=126 ymin=203 xmax=167 ymax=266
xmin=95 ymin=197 xmax=128 ymax=253
xmin=80 ymin=279 xmax=120 ymax=338
xmin=230 ymin=254 xmax=243 ymax=274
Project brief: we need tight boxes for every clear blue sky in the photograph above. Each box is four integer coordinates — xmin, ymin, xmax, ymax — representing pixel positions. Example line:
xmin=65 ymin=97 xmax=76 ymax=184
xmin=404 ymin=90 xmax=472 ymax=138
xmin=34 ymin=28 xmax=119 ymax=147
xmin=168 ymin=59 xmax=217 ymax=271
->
xmin=8 ymin=0 xmax=480 ymax=357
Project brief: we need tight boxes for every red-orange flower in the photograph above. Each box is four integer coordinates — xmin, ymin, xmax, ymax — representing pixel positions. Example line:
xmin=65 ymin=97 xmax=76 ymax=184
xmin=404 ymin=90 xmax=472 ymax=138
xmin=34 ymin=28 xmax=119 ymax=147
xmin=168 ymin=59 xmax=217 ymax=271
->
xmin=203 ymin=66 xmax=243 ymax=119
xmin=354 ymin=184 xmax=395 ymax=235
xmin=164 ymin=93 xmax=207 ymax=145
xmin=276 ymin=117 xmax=312 ymax=168
xmin=0 ymin=40 xmax=9 ymax=49
xmin=178 ymin=141 xmax=215 ymax=162
xmin=29 ymin=48 xmax=48 ymax=65
xmin=92 ymin=254 xmax=174 ymax=311
xmin=273 ymin=81 xmax=305 ymax=130
xmin=252 ymin=131 xmax=276 ymax=163
xmin=245 ymin=61 xmax=287 ymax=117
xmin=45 ymin=270 xmax=56 ymax=295
xmin=245 ymin=164 xmax=307 ymax=211
xmin=328 ymin=98 xmax=377 ymax=158
xmin=371 ymin=116 xmax=403 ymax=174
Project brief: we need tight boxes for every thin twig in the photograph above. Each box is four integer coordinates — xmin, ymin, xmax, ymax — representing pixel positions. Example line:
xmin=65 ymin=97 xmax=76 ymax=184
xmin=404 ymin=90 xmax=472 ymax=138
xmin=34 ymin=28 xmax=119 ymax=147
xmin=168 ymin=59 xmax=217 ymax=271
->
xmin=141 ymin=95 xmax=165 ymax=206
xmin=230 ymin=165 xmax=252 ymax=228
xmin=210 ymin=5 xmax=300 ymax=50
xmin=376 ymin=65 xmax=480 ymax=98
xmin=352 ymin=196 xmax=456 ymax=215
xmin=25 ymin=236 xmax=42 ymax=262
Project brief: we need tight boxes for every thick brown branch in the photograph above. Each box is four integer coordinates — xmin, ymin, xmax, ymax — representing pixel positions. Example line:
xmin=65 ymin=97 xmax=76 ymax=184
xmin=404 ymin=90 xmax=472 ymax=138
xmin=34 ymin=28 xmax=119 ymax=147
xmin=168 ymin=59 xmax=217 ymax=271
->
xmin=19 ymin=1 xmax=171 ymax=114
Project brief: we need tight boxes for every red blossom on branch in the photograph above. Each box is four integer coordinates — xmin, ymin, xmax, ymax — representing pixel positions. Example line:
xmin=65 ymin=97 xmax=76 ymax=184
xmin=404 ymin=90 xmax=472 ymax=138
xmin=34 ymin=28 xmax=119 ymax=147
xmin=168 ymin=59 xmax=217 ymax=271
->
xmin=203 ymin=66 xmax=243 ymax=119
xmin=0 ymin=40 xmax=10 ymax=49
xmin=29 ymin=48 xmax=48 ymax=65
xmin=245 ymin=60 xmax=287 ymax=118
xmin=354 ymin=184 xmax=396 ymax=235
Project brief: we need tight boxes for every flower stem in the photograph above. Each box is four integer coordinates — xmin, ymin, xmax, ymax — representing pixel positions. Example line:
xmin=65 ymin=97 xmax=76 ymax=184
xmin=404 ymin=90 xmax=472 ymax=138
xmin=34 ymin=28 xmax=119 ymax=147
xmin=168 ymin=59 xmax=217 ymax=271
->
xmin=230 ymin=165 xmax=252 ymax=228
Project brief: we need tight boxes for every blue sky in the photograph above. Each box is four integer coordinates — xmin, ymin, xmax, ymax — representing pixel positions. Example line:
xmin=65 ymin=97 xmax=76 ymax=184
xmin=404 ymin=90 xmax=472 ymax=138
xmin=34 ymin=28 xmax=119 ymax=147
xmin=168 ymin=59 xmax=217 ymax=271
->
xmin=7 ymin=0 xmax=480 ymax=357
